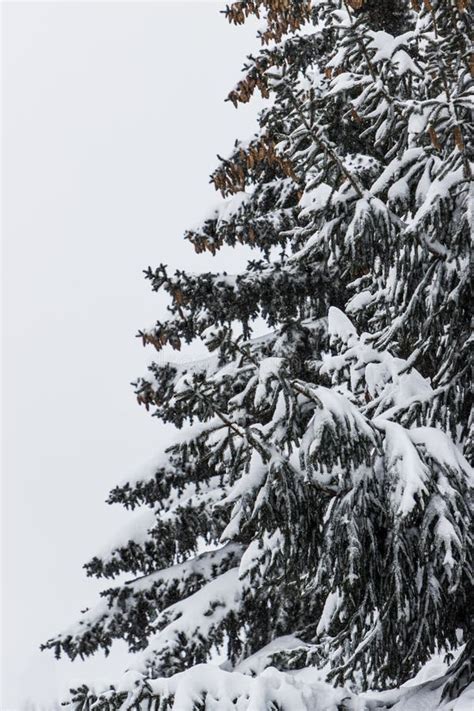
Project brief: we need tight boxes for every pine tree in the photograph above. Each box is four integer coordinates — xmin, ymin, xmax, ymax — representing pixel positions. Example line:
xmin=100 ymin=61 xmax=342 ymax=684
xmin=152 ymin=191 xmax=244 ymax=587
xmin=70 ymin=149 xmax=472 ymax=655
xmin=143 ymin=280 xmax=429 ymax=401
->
xmin=42 ymin=1 xmax=473 ymax=708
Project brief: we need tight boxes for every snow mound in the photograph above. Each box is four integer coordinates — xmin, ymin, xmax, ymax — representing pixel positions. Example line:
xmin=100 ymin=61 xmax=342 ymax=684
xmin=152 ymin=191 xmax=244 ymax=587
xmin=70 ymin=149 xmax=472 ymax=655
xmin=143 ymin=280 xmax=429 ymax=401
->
xmin=64 ymin=657 xmax=472 ymax=711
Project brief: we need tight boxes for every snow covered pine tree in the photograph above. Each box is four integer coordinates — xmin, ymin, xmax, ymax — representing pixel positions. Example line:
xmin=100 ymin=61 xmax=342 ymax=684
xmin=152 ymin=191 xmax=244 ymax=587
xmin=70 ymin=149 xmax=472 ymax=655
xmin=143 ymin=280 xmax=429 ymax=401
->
xmin=42 ymin=1 xmax=473 ymax=709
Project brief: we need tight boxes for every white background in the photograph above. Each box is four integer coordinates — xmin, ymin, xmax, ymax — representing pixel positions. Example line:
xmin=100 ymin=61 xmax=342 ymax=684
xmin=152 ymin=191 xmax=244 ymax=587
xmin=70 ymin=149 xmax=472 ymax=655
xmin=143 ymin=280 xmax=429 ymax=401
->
xmin=2 ymin=2 xmax=262 ymax=707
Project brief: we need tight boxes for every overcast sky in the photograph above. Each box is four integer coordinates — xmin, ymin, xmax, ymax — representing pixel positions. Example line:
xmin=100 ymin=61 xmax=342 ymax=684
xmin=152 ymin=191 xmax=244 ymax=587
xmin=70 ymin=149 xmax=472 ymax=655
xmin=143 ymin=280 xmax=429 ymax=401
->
xmin=2 ymin=3 xmax=262 ymax=707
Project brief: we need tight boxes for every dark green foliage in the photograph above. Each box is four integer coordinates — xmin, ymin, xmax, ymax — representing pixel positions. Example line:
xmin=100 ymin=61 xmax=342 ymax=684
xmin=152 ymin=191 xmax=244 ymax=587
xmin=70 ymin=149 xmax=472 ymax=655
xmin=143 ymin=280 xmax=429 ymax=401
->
xmin=43 ymin=1 xmax=473 ymax=708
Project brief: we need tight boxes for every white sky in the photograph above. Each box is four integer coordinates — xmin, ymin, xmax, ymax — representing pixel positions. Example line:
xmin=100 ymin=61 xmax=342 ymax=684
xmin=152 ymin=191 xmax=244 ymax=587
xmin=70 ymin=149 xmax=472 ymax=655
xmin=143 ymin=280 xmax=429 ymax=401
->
xmin=2 ymin=3 xmax=262 ymax=707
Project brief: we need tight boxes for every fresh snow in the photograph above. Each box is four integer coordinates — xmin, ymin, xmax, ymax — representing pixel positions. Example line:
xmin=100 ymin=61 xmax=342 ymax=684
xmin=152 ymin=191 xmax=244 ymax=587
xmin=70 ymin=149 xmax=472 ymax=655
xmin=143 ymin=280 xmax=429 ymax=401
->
xmin=68 ymin=661 xmax=473 ymax=711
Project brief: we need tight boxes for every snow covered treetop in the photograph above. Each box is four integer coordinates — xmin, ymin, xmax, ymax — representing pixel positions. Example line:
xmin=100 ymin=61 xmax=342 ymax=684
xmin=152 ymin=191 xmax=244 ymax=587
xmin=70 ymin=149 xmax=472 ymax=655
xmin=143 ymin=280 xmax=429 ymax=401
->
xmin=43 ymin=1 xmax=473 ymax=708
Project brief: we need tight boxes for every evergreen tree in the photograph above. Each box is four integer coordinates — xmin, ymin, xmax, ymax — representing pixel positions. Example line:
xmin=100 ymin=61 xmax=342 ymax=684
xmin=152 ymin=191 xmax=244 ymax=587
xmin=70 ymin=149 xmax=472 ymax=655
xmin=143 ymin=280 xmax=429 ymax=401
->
xmin=43 ymin=1 xmax=472 ymax=708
